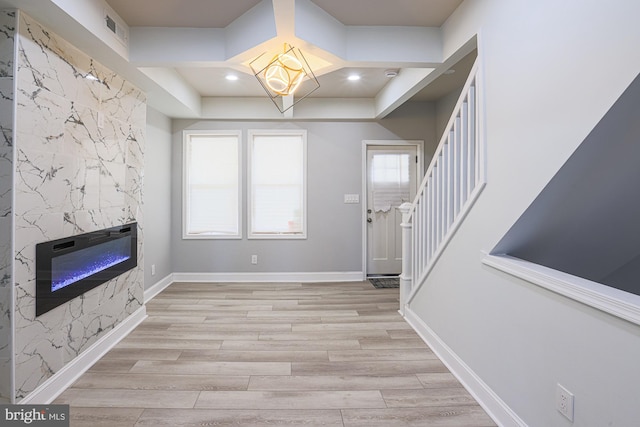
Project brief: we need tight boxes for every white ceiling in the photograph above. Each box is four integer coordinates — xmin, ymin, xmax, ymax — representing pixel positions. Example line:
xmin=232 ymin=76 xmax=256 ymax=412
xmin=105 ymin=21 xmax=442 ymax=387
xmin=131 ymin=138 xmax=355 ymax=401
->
xmin=104 ymin=0 xmax=264 ymax=28
xmin=1 ymin=0 xmax=473 ymax=119
xmin=105 ymin=0 xmax=461 ymax=28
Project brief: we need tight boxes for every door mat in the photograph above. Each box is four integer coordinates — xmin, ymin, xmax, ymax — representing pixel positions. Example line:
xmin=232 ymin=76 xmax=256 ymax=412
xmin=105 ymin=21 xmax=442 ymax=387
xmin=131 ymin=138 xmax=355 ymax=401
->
xmin=368 ymin=277 xmax=400 ymax=288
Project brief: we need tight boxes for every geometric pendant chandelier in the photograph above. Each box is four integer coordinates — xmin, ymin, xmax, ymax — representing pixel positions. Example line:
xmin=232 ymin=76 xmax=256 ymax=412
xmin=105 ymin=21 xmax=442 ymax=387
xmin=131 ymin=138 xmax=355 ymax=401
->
xmin=249 ymin=43 xmax=320 ymax=113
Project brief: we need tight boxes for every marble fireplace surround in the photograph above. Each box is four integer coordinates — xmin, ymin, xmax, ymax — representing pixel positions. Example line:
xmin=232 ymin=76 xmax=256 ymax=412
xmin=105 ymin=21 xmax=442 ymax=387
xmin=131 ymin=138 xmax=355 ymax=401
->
xmin=1 ymin=10 xmax=146 ymax=402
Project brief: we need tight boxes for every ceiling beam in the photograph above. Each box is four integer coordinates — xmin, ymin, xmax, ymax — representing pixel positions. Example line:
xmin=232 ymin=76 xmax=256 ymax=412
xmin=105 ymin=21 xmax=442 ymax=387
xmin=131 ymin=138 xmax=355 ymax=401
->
xmin=375 ymin=68 xmax=435 ymax=118
xmin=138 ymin=67 xmax=202 ymax=117
xmin=130 ymin=28 xmax=226 ymax=66
xmin=200 ymin=96 xmax=376 ymax=120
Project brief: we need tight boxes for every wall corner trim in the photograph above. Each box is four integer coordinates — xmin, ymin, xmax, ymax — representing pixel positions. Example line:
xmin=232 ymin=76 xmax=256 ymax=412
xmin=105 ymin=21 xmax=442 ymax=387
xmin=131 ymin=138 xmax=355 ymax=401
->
xmin=18 ymin=306 xmax=147 ymax=404
xmin=144 ymin=273 xmax=174 ymax=303
xmin=403 ymin=307 xmax=528 ymax=427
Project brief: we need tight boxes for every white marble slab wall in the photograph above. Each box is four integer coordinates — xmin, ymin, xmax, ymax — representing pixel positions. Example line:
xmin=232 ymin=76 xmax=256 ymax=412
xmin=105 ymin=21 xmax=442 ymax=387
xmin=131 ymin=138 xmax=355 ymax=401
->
xmin=13 ymin=12 xmax=145 ymax=400
xmin=0 ymin=9 xmax=15 ymax=403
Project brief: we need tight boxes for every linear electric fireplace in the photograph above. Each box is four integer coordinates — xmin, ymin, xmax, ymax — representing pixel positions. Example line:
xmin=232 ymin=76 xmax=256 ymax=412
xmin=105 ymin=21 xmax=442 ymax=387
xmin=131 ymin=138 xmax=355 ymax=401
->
xmin=36 ymin=223 xmax=137 ymax=316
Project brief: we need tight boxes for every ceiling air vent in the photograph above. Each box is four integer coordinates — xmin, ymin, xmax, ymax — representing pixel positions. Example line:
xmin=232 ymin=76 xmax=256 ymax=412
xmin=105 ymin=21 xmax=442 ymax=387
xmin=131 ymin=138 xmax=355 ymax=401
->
xmin=104 ymin=11 xmax=128 ymax=45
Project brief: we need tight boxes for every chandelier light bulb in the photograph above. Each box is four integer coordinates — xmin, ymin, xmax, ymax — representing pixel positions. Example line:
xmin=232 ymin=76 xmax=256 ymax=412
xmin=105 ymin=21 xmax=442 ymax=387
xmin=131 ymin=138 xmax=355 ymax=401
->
xmin=264 ymin=50 xmax=307 ymax=96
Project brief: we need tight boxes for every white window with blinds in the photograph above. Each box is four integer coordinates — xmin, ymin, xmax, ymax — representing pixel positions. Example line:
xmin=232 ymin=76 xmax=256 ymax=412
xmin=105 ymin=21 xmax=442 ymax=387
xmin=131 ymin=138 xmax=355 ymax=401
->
xmin=183 ymin=130 xmax=242 ymax=239
xmin=248 ymin=130 xmax=307 ymax=239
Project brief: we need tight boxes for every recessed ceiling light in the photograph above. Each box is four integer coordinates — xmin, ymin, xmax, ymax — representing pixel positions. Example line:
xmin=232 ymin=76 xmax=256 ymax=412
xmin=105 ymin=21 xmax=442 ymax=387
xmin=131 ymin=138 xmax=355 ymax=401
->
xmin=384 ymin=69 xmax=399 ymax=78
xmin=225 ymin=74 xmax=239 ymax=81
xmin=347 ymin=74 xmax=361 ymax=81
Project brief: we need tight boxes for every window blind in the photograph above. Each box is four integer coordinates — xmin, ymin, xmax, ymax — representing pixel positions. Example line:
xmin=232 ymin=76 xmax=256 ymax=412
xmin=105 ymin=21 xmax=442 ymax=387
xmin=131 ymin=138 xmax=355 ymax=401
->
xmin=249 ymin=132 xmax=306 ymax=237
xmin=184 ymin=133 xmax=240 ymax=237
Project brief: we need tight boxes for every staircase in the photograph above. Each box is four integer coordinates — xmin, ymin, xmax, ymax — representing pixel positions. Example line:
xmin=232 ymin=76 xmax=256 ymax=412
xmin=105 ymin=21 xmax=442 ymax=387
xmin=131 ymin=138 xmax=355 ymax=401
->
xmin=399 ymin=59 xmax=486 ymax=311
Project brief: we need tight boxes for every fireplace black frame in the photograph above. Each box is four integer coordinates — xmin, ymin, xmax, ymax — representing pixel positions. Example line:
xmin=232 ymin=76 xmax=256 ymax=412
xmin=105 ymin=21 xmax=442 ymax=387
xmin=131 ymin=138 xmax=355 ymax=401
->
xmin=36 ymin=223 xmax=137 ymax=316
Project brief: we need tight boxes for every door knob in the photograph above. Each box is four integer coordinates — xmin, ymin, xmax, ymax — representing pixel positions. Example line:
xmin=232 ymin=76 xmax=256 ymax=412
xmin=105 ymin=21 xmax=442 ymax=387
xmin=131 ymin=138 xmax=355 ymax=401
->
xmin=367 ymin=218 xmax=372 ymax=223
xmin=367 ymin=209 xmax=372 ymax=214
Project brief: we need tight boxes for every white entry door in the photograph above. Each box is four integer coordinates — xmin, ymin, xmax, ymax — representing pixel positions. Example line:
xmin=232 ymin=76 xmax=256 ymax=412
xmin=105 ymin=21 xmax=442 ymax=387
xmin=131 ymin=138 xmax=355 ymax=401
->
xmin=366 ymin=145 xmax=418 ymax=276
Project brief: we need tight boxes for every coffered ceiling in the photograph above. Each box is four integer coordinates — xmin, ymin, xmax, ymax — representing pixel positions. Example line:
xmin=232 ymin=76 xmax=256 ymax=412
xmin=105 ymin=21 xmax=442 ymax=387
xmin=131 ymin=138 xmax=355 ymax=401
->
xmin=1 ymin=0 xmax=474 ymax=119
xmin=104 ymin=0 xmax=461 ymax=28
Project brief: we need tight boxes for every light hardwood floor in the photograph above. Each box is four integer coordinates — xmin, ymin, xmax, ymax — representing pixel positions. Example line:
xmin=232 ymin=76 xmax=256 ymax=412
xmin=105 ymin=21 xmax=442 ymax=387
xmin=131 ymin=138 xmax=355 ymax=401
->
xmin=55 ymin=281 xmax=496 ymax=426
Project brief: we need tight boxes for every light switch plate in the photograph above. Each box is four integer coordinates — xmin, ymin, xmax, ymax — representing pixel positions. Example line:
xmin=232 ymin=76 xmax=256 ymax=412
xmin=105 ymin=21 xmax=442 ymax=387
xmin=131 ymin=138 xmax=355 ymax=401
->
xmin=344 ymin=194 xmax=360 ymax=204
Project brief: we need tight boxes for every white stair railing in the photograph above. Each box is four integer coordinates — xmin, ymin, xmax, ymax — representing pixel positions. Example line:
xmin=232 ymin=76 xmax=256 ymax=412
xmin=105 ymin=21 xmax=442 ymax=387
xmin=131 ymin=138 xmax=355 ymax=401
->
xmin=400 ymin=58 xmax=486 ymax=311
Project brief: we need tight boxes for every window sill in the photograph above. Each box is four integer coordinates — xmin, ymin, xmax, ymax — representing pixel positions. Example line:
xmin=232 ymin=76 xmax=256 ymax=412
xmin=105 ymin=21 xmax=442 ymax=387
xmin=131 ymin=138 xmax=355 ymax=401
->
xmin=482 ymin=253 xmax=640 ymax=326
xmin=182 ymin=234 xmax=242 ymax=240
xmin=248 ymin=234 xmax=307 ymax=240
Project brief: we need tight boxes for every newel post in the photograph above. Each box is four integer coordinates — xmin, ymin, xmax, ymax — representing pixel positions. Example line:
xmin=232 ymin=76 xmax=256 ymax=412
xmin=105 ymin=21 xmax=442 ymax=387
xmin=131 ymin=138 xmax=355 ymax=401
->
xmin=398 ymin=202 xmax=413 ymax=316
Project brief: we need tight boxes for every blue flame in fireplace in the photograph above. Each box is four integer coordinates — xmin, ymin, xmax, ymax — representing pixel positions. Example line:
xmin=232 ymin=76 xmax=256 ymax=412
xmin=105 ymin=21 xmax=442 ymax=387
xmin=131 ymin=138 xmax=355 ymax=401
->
xmin=51 ymin=237 xmax=131 ymax=292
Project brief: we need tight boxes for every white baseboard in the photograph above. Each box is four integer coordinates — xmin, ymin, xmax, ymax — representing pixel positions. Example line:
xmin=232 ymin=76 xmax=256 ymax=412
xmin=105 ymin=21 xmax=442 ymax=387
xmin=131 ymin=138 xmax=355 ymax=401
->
xmin=404 ymin=307 xmax=527 ymax=427
xmin=19 ymin=306 xmax=147 ymax=404
xmin=172 ymin=271 xmax=364 ymax=283
xmin=144 ymin=273 xmax=174 ymax=303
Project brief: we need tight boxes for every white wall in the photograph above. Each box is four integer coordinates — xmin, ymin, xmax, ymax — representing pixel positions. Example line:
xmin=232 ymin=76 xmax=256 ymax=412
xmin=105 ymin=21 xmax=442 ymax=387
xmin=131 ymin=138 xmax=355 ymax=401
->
xmin=170 ymin=102 xmax=436 ymax=276
xmin=144 ymin=107 xmax=173 ymax=289
xmin=410 ymin=1 xmax=640 ymax=426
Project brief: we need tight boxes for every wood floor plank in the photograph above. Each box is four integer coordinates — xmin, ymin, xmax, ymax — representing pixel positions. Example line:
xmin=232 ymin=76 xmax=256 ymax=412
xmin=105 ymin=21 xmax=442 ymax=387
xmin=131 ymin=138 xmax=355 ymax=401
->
xmin=55 ymin=389 xmax=200 ymax=408
xmin=387 ymin=329 xmax=423 ymax=339
xmin=126 ymin=330 xmax=260 ymax=340
xmin=135 ymin=409 xmax=344 ymax=426
xmin=167 ymin=303 xmax=273 ymax=311
xmin=130 ymin=360 xmax=291 ymax=376
xmin=292 ymin=360 xmax=449 ymax=376
xmin=100 ymin=348 xmax=182 ymax=361
xmin=178 ymin=349 xmax=329 ymax=362
xmin=71 ymin=373 xmax=250 ymax=391
xmin=417 ymin=373 xmax=466 ymax=389
xmin=195 ymin=390 xmax=386 ymax=409
xmin=293 ymin=321 xmax=411 ymax=331
xmin=328 ymin=348 xmax=438 ymax=362
xmin=221 ymin=339 xmax=361 ymax=351
xmin=204 ymin=316 xmax=321 ymax=324
xmin=146 ymin=309 xmax=250 ymax=317
xmin=381 ymin=387 xmax=479 ymax=408
xmin=319 ymin=314 xmax=404 ymax=323
xmin=115 ymin=338 xmax=223 ymax=350
xmin=359 ymin=337 xmax=429 ymax=349
xmin=247 ymin=375 xmax=424 ymax=391
xmin=341 ymin=406 xmax=497 ymax=426
xmin=247 ymin=309 xmax=360 ymax=317
xmin=258 ymin=330 xmax=390 ymax=341
xmin=87 ymin=360 xmax=137 ymax=373
xmin=168 ymin=323 xmax=292 ymax=332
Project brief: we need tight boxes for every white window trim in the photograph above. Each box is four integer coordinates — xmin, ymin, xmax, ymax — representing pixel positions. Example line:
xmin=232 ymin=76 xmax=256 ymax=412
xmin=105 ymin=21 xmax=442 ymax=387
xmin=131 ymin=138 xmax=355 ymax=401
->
xmin=182 ymin=130 xmax=243 ymax=240
xmin=482 ymin=253 xmax=640 ymax=326
xmin=247 ymin=129 xmax=308 ymax=240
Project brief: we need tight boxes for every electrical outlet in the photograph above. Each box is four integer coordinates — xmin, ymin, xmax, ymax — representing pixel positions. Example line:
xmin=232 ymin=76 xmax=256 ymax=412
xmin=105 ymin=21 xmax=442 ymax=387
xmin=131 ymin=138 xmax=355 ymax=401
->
xmin=251 ymin=255 xmax=258 ymax=265
xmin=151 ymin=264 xmax=156 ymax=276
xmin=556 ymin=383 xmax=574 ymax=421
